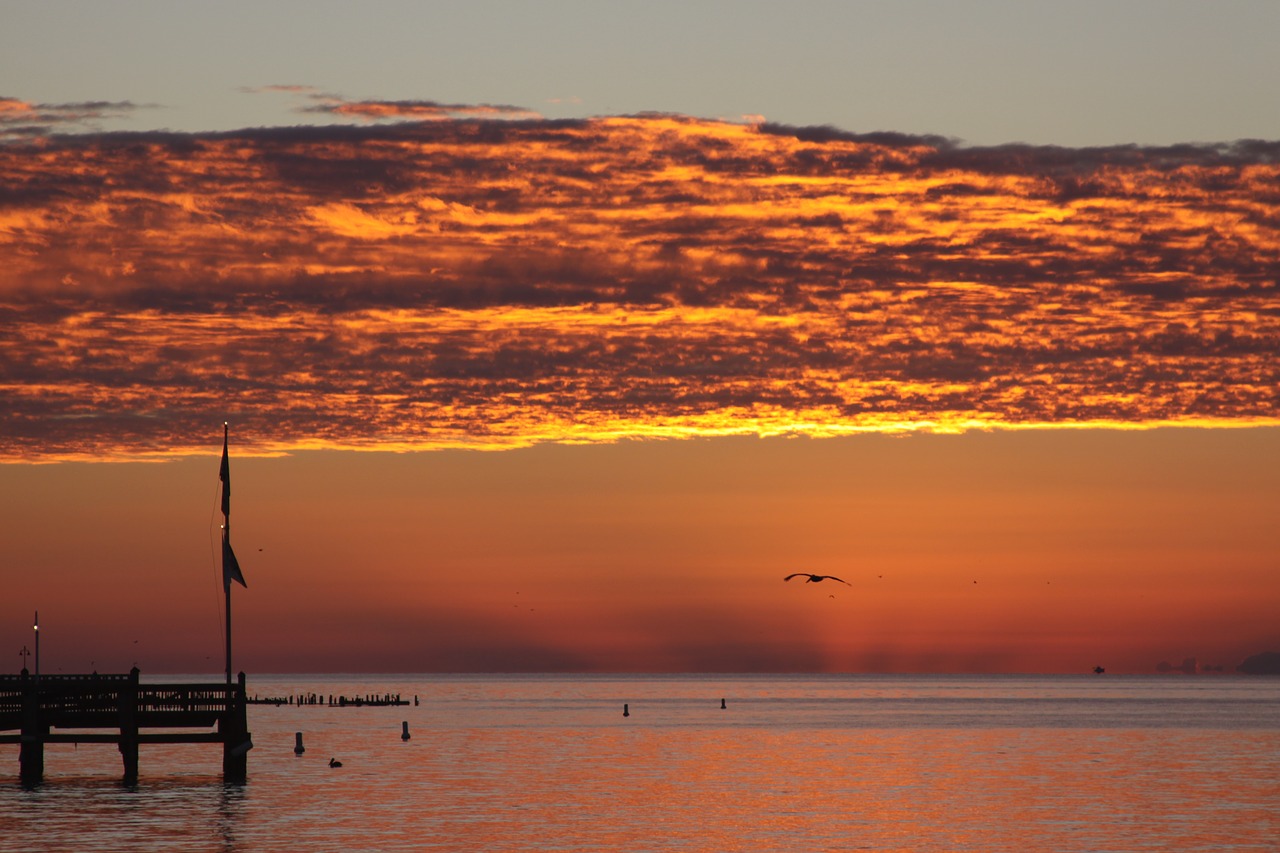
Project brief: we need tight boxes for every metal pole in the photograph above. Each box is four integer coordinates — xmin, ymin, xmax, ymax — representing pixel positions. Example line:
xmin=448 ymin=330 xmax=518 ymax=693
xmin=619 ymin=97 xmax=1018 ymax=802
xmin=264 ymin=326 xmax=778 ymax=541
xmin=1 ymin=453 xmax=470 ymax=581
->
xmin=222 ymin=422 xmax=232 ymax=686
xmin=33 ymin=611 xmax=39 ymax=679
xmin=225 ymin=577 xmax=232 ymax=685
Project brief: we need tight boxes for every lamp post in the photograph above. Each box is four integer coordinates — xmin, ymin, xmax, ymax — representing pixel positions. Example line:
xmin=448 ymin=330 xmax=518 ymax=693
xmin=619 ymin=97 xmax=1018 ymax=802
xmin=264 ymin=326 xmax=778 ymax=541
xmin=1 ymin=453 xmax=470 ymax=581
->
xmin=33 ymin=611 xmax=39 ymax=679
xmin=19 ymin=645 xmax=30 ymax=672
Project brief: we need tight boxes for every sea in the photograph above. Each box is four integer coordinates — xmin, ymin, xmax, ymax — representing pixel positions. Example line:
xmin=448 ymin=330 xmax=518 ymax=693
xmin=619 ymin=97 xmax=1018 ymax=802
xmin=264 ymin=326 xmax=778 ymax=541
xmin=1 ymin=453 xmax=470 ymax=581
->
xmin=3 ymin=674 xmax=1277 ymax=852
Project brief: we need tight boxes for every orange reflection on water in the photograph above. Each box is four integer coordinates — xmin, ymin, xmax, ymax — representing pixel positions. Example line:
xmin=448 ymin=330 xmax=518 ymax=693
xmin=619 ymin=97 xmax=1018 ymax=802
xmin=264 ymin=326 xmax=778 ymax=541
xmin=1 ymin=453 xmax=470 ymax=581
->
xmin=5 ymin=676 xmax=1277 ymax=850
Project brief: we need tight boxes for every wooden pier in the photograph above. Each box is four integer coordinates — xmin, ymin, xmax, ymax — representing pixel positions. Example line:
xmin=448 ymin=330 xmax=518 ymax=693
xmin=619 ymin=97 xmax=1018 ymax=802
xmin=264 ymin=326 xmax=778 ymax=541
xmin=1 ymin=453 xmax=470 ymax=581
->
xmin=0 ymin=668 xmax=252 ymax=785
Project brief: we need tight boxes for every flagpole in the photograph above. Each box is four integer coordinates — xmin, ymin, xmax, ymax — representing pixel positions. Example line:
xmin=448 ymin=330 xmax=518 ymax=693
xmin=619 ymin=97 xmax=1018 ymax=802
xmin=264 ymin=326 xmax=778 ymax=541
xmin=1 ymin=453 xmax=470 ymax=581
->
xmin=225 ymin=564 xmax=232 ymax=686
xmin=222 ymin=423 xmax=232 ymax=686
xmin=217 ymin=422 xmax=254 ymax=783
xmin=219 ymin=422 xmax=247 ymax=686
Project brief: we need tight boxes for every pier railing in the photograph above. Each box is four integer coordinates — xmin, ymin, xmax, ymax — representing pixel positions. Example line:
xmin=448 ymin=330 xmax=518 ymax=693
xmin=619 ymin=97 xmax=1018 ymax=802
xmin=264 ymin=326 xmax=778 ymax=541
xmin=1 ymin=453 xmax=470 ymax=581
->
xmin=0 ymin=669 xmax=252 ymax=784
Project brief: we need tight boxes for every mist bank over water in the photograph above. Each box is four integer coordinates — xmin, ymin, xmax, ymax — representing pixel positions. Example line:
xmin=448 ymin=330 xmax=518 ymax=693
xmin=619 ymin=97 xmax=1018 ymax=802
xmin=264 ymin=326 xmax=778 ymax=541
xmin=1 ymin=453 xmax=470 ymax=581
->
xmin=1153 ymin=651 xmax=1280 ymax=675
xmin=1236 ymin=651 xmax=1280 ymax=674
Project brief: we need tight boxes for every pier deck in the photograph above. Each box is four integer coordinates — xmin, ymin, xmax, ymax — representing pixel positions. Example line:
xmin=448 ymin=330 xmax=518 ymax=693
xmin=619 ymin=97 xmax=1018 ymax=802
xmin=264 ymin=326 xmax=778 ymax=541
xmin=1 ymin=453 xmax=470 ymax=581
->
xmin=0 ymin=668 xmax=252 ymax=785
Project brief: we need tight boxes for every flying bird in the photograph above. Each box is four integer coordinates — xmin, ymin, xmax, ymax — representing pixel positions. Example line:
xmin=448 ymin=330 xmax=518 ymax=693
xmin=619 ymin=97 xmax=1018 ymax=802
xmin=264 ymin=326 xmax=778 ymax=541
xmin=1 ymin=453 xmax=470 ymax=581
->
xmin=784 ymin=573 xmax=851 ymax=586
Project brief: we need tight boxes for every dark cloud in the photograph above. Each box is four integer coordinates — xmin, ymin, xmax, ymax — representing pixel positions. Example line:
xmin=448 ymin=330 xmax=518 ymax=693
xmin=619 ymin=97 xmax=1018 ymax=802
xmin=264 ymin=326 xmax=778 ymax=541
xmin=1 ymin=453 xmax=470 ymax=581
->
xmin=758 ymin=122 xmax=957 ymax=151
xmin=0 ymin=96 xmax=149 ymax=139
xmin=300 ymin=95 xmax=541 ymax=122
xmin=1 ymin=112 xmax=1277 ymax=460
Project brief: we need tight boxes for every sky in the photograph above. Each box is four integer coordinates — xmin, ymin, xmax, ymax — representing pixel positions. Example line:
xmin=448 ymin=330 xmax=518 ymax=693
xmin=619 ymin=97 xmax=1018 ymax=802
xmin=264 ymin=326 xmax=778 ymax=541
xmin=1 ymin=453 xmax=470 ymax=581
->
xmin=1 ymin=1 xmax=1278 ymax=674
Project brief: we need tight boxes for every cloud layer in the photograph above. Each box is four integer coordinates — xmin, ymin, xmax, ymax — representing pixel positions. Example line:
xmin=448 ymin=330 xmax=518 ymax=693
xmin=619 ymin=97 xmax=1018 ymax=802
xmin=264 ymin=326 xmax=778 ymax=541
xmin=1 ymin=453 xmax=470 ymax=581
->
xmin=0 ymin=95 xmax=149 ymax=140
xmin=2 ymin=109 xmax=1278 ymax=460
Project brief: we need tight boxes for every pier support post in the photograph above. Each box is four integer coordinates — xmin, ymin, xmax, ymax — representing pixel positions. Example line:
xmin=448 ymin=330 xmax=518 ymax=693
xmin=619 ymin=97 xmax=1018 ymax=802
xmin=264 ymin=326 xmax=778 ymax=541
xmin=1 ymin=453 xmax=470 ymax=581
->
xmin=18 ymin=734 xmax=44 ymax=786
xmin=119 ymin=667 xmax=140 ymax=784
xmin=119 ymin=737 xmax=139 ymax=785
xmin=222 ymin=671 xmax=252 ymax=783
xmin=18 ymin=671 xmax=44 ymax=786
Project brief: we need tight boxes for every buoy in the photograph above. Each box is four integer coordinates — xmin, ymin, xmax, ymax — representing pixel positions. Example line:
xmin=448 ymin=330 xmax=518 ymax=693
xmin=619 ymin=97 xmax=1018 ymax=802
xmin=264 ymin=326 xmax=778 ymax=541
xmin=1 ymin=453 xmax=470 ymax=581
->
xmin=401 ymin=721 xmax=411 ymax=741
xmin=623 ymin=703 xmax=629 ymax=717
xmin=294 ymin=732 xmax=305 ymax=755
xmin=721 ymin=698 xmax=726 ymax=709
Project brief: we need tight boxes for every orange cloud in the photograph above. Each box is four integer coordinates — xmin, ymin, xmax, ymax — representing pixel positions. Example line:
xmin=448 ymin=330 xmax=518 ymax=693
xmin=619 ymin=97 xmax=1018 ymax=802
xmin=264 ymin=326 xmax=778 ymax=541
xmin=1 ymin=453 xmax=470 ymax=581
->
xmin=1 ymin=113 xmax=1277 ymax=461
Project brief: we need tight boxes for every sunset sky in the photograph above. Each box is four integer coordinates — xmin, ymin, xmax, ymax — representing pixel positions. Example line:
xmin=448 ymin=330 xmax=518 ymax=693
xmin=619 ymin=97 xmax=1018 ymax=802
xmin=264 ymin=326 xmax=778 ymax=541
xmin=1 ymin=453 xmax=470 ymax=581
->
xmin=2 ymin=1 xmax=1277 ymax=674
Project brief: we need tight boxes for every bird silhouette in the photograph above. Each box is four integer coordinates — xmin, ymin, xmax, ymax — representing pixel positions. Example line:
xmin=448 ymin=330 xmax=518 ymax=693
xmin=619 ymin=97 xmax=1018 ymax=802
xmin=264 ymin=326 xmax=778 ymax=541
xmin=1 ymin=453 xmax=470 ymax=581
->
xmin=328 ymin=757 xmax=343 ymax=768
xmin=784 ymin=573 xmax=851 ymax=586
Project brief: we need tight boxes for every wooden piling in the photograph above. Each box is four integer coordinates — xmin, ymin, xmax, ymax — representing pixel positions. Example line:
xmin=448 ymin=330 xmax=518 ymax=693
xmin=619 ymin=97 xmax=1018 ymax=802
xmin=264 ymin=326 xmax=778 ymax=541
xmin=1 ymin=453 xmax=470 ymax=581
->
xmin=119 ymin=667 xmax=140 ymax=784
xmin=18 ymin=672 xmax=43 ymax=786
xmin=221 ymin=671 xmax=252 ymax=783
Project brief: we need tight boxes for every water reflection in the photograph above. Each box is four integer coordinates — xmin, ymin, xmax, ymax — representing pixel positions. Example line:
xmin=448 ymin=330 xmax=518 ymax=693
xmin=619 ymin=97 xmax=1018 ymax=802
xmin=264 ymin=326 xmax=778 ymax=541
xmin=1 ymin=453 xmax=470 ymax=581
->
xmin=3 ymin=675 xmax=1277 ymax=852
xmin=216 ymin=782 xmax=247 ymax=853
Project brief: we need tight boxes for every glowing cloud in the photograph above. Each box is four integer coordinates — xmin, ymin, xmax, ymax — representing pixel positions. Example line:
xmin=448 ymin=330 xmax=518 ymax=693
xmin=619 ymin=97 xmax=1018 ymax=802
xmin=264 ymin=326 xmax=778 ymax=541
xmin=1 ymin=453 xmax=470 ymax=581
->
xmin=1 ymin=110 xmax=1277 ymax=461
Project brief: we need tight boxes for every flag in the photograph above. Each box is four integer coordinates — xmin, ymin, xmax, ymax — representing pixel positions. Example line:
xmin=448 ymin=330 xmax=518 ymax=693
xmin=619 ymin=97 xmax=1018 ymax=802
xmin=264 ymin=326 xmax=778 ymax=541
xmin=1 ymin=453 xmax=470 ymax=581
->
xmin=223 ymin=533 xmax=247 ymax=588
xmin=219 ymin=423 xmax=246 ymax=587
xmin=219 ymin=426 xmax=231 ymax=518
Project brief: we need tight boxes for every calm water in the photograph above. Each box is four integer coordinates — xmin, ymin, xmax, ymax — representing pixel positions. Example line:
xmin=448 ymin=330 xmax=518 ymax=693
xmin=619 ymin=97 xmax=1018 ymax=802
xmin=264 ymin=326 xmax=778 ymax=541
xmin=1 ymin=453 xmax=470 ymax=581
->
xmin=4 ymin=674 xmax=1278 ymax=852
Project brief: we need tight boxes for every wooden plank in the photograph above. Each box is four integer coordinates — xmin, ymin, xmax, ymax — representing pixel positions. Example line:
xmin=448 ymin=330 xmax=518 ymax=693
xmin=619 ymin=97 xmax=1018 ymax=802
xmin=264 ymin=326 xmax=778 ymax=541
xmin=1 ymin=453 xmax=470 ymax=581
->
xmin=0 ymin=732 xmax=227 ymax=745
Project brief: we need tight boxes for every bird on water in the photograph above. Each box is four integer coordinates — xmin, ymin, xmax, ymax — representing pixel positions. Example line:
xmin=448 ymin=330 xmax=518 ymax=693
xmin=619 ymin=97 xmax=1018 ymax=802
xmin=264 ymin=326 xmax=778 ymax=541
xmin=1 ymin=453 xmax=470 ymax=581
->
xmin=329 ymin=757 xmax=343 ymax=768
xmin=784 ymin=573 xmax=851 ymax=586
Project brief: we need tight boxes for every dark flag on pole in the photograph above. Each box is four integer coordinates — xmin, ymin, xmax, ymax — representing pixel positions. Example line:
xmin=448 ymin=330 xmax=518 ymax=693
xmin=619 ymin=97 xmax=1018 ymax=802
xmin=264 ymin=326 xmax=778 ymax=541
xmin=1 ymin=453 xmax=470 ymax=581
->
xmin=220 ymin=430 xmax=231 ymax=518
xmin=223 ymin=535 xmax=247 ymax=588
xmin=220 ymin=424 xmax=247 ymax=588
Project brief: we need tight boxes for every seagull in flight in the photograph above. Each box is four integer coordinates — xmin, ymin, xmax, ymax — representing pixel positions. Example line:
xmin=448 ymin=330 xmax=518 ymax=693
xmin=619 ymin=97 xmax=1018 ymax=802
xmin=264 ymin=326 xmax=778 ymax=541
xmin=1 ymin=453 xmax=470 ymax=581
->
xmin=784 ymin=573 xmax=851 ymax=586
